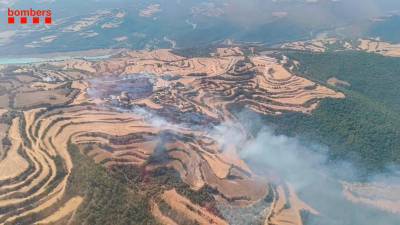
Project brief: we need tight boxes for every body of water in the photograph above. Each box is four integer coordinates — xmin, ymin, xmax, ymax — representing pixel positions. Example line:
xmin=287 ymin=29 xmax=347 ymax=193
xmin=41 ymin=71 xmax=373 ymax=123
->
xmin=0 ymin=55 xmax=111 ymax=65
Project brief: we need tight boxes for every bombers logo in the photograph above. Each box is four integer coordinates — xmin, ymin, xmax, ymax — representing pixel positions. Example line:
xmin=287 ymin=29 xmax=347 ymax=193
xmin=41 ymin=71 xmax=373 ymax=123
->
xmin=8 ymin=8 xmax=52 ymax=24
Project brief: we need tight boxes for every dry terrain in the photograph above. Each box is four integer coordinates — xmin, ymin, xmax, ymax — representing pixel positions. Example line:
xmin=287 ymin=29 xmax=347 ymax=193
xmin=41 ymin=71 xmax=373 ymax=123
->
xmin=0 ymin=47 xmax=345 ymax=225
xmin=342 ymin=182 xmax=400 ymax=214
xmin=281 ymin=38 xmax=400 ymax=57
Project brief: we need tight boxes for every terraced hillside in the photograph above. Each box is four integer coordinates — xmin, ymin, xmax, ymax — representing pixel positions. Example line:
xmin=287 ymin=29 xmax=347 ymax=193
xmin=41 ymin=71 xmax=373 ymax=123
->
xmin=0 ymin=47 xmax=343 ymax=225
xmin=281 ymin=38 xmax=400 ymax=57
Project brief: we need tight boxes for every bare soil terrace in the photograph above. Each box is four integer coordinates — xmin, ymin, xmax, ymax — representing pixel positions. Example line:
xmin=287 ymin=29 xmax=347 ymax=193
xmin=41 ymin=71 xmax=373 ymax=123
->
xmin=0 ymin=46 xmax=344 ymax=225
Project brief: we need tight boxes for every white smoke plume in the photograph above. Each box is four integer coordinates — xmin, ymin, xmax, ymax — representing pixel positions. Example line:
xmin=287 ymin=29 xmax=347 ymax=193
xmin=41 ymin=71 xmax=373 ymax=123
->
xmin=210 ymin=112 xmax=400 ymax=225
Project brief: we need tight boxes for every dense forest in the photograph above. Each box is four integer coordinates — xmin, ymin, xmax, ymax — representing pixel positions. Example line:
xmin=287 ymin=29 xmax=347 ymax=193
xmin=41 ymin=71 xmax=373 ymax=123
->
xmin=261 ymin=51 xmax=400 ymax=174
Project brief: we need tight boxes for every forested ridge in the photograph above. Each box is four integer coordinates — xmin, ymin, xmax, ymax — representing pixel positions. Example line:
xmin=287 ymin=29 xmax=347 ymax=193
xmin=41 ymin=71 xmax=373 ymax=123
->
xmin=262 ymin=51 xmax=400 ymax=173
